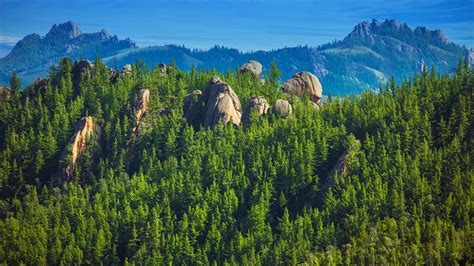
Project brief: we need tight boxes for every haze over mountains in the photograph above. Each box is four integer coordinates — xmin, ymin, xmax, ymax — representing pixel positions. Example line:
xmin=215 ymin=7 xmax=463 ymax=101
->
xmin=0 ymin=19 xmax=472 ymax=94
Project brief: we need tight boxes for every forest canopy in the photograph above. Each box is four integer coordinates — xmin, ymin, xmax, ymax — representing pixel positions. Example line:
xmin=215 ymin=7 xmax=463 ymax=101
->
xmin=0 ymin=57 xmax=472 ymax=265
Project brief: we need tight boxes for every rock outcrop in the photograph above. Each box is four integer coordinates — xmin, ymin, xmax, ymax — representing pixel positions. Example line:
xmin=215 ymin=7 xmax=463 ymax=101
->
xmin=281 ymin=71 xmax=323 ymax=107
xmin=121 ymin=64 xmax=132 ymax=77
xmin=240 ymin=60 xmax=263 ymax=78
xmin=272 ymin=99 xmax=292 ymax=118
xmin=57 ymin=116 xmax=100 ymax=183
xmin=202 ymin=76 xmax=242 ymax=128
xmin=248 ymin=96 xmax=270 ymax=116
xmin=132 ymin=89 xmax=150 ymax=133
xmin=158 ymin=63 xmax=172 ymax=74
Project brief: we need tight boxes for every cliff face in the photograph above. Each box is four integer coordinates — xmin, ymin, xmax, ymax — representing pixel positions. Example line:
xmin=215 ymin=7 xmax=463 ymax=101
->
xmin=133 ymin=89 xmax=151 ymax=133
xmin=57 ymin=117 xmax=100 ymax=183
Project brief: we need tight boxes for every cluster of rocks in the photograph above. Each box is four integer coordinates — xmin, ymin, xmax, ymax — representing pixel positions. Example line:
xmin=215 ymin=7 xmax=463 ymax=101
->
xmin=56 ymin=60 xmax=325 ymax=183
xmin=183 ymin=60 xmax=323 ymax=128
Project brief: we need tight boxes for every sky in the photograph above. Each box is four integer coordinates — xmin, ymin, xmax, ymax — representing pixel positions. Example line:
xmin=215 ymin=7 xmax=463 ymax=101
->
xmin=0 ymin=0 xmax=473 ymax=52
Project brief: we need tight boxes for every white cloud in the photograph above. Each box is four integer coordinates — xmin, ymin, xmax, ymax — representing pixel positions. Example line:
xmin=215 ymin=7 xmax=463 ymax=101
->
xmin=0 ymin=35 xmax=21 ymax=44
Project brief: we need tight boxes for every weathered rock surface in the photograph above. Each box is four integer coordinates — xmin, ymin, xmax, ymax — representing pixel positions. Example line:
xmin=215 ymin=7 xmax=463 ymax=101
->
xmin=58 ymin=116 xmax=100 ymax=183
xmin=282 ymin=71 xmax=323 ymax=107
xmin=240 ymin=60 xmax=263 ymax=78
xmin=158 ymin=63 xmax=172 ymax=74
xmin=272 ymin=99 xmax=292 ymax=118
xmin=132 ymin=89 xmax=150 ymax=133
xmin=121 ymin=64 xmax=132 ymax=77
xmin=248 ymin=96 xmax=270 ymax=116
xmin=202 ymin=76 xmax=242 ymax=127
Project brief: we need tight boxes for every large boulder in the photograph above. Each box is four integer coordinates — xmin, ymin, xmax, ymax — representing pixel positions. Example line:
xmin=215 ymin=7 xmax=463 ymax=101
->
xmin=240 ymin=60 xmax=263 ymax=78
xmin=57 ymin=116 xmax=100 ymax=183
xmin=281 ymin=71 xmax=322 ymax=107
xmin=121 ymin=64 xmax=132 ymax=77
xmin=132 ymin=89 xmax=150 ymax=133
xmin=158 ymin=63 xmax=172 ymax=74
xmin=272 ymin=99 xmax=292 ymax=118
xmin=248 ymin=96 xmax=270 ymax=116
xmin=202 ymin=76 xmax=242 ymax=128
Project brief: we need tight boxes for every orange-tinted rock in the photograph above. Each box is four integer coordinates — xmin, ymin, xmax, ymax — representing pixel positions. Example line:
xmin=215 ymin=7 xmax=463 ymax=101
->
xmin=132 ymin=89 xmax=150 ymax=133
xmin=58 ymin=116 xmax=100 ymax=183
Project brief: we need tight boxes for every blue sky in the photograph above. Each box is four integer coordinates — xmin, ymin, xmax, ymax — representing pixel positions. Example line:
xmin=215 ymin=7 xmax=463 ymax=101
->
xmin=0 ymin=0 xmax=473 ymax=51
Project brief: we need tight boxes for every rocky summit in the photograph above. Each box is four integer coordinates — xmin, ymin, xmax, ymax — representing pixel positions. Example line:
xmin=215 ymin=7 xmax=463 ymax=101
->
xmin=0 ymin=21 xmax=136 ymax=86
xmin=282 ymin=71 xmax=323 ymax=107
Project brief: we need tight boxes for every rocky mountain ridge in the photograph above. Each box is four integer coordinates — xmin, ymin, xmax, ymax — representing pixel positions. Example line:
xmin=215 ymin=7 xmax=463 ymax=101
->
xmin=0 ymin=21 xmax=136 ymax=86
xmin=1 ymin=19 xmax=471 ymax=94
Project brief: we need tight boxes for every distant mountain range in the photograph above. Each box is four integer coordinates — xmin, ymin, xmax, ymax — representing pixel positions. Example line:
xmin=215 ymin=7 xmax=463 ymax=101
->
xmin=0 ymin=21 xmax=136 ymax=87
xmin=1 ymin=19 xmax=472 ymax=94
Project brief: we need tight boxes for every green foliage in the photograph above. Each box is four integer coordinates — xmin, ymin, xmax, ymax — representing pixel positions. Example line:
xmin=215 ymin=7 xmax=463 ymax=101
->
xmin=0 ymin=57 xmax=472 ymax=265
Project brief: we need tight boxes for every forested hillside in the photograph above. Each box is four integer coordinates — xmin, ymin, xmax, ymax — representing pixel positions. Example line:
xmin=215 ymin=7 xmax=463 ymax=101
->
xmin=0 ymin=57 xmax=472 ymax=264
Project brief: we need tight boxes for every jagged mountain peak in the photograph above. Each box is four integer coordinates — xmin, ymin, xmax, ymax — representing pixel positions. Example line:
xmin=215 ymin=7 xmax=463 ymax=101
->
xmin=0 ymin=21 xmax=137 ymax=86
xmin=414 ymin=26 xmax=448 ymax=44
xmin=349 ymin=18 xmax=412 ymax=38
xmin=345 ymin=18 xmax=453 ymax=48
xmin=46 ymin=21 xmax=81 ymax=39
xmin=100 ymin=29 xmax=112 ymax=39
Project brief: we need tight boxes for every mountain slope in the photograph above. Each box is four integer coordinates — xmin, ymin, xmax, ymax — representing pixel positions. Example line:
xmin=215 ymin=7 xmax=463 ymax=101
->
xmin=0 ymin=21 xmax=136 ymax=86
xmin=316 ymin=19 xmax=469 ymax=93
xmin=1 ymin=19 xmax=471 ymax=94
xmin=103 ymin=19 xmax=471 ymax=94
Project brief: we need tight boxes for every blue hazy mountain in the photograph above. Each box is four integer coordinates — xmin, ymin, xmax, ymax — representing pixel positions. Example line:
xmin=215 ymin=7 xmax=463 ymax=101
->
xmin=1 ymin=19 xmax=471 ymax=94
xmin=101 ymin=19 xmax=472 ymax=94
xmin=0 ymin=21 xmax=136 ymax=86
